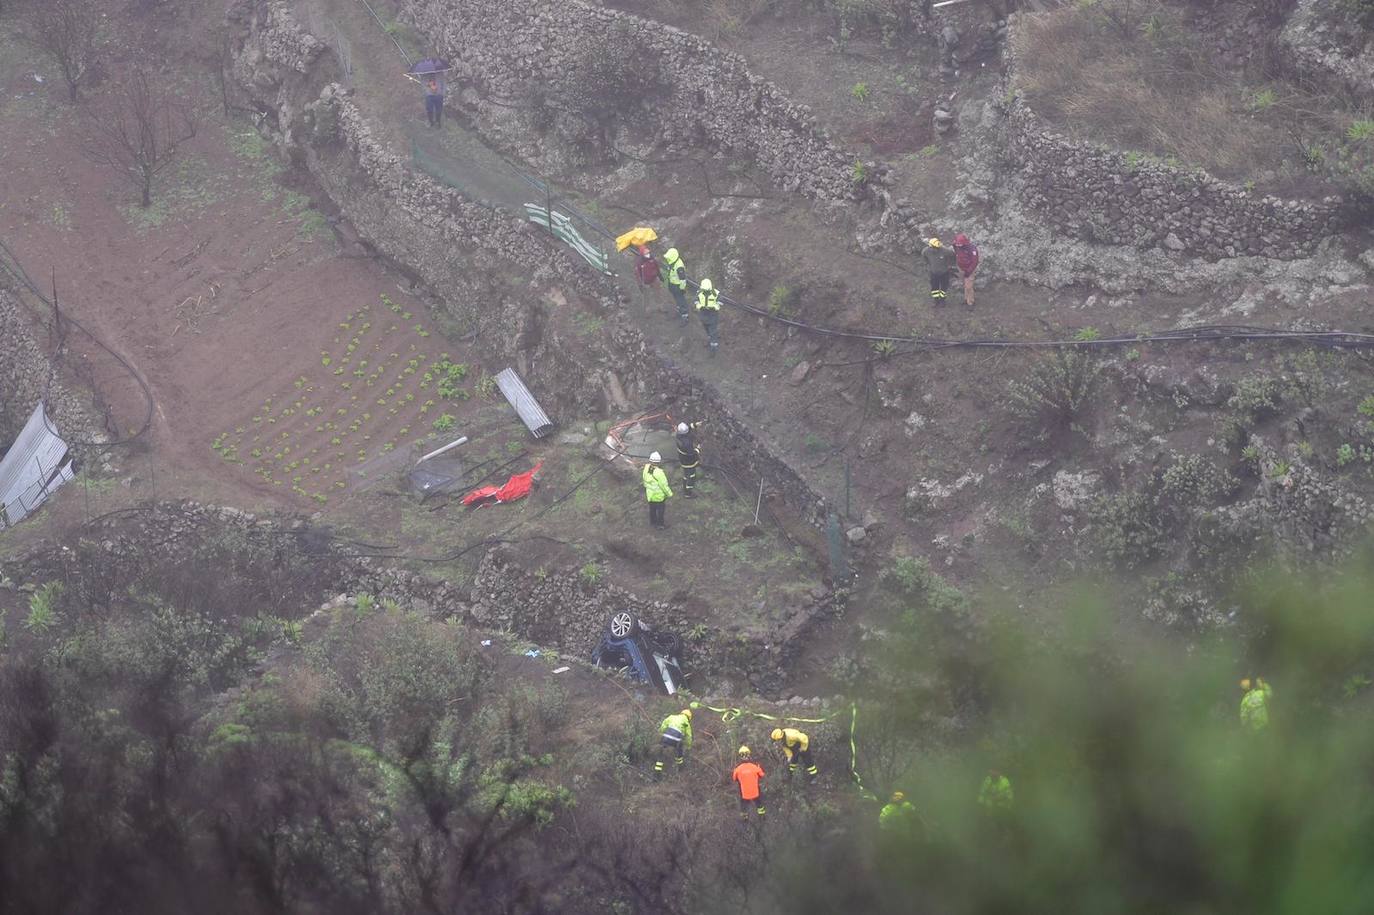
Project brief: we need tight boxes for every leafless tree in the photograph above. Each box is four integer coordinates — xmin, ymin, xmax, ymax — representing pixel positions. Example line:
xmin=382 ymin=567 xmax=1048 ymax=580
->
xmin=83 ymin=67 xmax=197 ymax=208
xmin=21 ymin=0 xmax=100 ymax=103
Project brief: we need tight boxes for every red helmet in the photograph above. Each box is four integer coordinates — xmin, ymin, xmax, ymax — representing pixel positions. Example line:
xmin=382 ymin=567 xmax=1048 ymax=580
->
xmin=954 ymin=233 xmax=970 ymax=246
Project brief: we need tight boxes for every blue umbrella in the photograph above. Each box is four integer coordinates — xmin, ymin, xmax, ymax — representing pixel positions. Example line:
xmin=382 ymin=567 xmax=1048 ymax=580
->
xmin=407 ymin=58 xmax=452 ymax=77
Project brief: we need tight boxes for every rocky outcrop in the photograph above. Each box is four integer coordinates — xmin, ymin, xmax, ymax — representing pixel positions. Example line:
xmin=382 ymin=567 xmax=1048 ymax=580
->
xmin=1281 ymin=0 xmax=1374 ymax=95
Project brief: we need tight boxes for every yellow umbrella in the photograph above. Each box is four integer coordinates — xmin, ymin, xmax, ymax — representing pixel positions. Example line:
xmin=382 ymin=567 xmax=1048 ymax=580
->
xmin=615 ymin=226 xmax=658 ymax=252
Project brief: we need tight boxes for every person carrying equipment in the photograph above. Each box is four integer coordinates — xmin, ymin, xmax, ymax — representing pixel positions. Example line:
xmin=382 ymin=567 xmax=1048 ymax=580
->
xmin=879 ymin=791 xmax=915 ymax=830
xmin=921 ymin=237 xmax=955 ymax=304
xmin=1240 ymin=676 xmax=1272 ymax=733
xmin=654 ymin=708 xmax=693 ymax=778
xmin=663 ymin=248 xmax=690 ymax=321
xmin=732 ymin=746 xmax=766 ymax=820
xmin=642 ymin=452 xmax=673 ymax=529
xmin=770 ymin=727 xmax=818 ymax=781
xmin=675 ymin=421 xmax=702 ymax=498
xmin=696 ymin=279 xmax=721 ymax=355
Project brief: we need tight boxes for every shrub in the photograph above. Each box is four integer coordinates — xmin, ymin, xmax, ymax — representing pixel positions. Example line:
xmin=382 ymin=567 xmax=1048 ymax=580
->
xmin=1158 ymin=453 xmax=1237 ymax=511
xmin=767 ymin=284 xmax=797 ymax=317
xmin=872 ymin=338 xmax=897 ymax=358
xmin=1226 ymin=373 xmax=1284 ymax=424
xmin=25 ymin=582 xmax=63 ymax=633
xmin=882 ymin=554 xmax=967 ymax=615
xmin=1006 ymin=349 xmax=1103 ymax=432
xmin=1088 ymin=490 xmax=1166 ymax=568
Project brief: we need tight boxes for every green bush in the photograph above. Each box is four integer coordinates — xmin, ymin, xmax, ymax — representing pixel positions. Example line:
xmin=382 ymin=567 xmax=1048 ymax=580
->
xmin=767 ymin=283 xmax=797 ymax=317
xmin=1007 ymin=349 xmax=1103 ymax=432
xmin=1088 ymin=490 xmax=1166 ymax=567
xmin=1226 ymin=373 xmax=1284 ymax=424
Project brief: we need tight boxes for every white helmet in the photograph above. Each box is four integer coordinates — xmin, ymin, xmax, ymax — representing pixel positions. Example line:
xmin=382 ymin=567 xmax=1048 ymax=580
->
xmin=649 ymin=451 xmax=662 ymax=463
xmin=677 ymin=422 xmax=689 ymax=434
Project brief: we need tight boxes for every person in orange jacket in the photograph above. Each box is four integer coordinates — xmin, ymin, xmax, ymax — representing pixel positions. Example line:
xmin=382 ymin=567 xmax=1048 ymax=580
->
xmin=732 ymin=746 xmax=766 ymax=820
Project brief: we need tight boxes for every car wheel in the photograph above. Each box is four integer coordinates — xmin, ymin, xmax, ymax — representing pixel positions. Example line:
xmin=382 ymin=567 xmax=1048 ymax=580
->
xmin=608 ymin=610 xmax=639 ymax=639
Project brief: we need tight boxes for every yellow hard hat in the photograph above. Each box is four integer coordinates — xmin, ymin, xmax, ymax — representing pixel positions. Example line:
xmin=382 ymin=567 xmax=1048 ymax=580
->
xmin=664 ymin=247 xmax=679 ymax=263
xmin=928 ymin=237 xmax=942 ymax=248
xmin=738 ymin=746 xmax=751 ymax=758
xmin=891 ymin=791 xmax=905 ymax=802
xmin=1240 ymin=678 xmax=1252 ymax=690
xmin=770 ymin=728 xmax=784 ymax=741
xmin=699 ymin=278 xmax=713 ymax=291
xmin=682 ymin=708 xmax=692 ymax=720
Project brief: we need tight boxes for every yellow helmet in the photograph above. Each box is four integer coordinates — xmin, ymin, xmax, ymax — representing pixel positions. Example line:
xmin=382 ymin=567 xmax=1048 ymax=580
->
xmin=682 ymin=708 xmax=692 ymax=720
xmin=891 ymin=791 xmax=905 ymax=802
xmin=738 ymin=746 xmax=751 ymax=758
xmin=1240 ymin=678 xmax=1252 ymax=690
xmin=928 ymin=237 xmax=942 ymax=248
xmin=770 ymin=728 xmax=784 ymax=741
xmin=699 ymin=278 xmax=713 ymax=291
xmin=664 ymin=247 xmax=680 ymax=263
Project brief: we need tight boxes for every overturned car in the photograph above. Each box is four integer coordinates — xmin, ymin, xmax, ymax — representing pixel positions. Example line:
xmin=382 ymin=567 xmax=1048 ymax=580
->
xmin=592 ymin=609 xmax=685 ymax=695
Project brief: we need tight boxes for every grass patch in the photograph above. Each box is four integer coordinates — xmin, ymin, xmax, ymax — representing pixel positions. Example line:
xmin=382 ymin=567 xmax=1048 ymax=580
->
xmin=119 ymin=154 xmax=227 ymax=231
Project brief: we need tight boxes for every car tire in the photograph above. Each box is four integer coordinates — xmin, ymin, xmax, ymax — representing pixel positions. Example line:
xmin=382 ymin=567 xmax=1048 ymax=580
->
xmin=607 ymin=610 xmax=640 ymax=640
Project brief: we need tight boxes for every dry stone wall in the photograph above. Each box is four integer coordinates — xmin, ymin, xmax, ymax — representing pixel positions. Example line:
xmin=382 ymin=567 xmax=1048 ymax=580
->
xmin=398 ymin=0 xmax=871 ymax=208
xmin=1001 ymin=30 xmax=1348 ymax=260
xmin=469 ymin=545 xmax=843 ymax=691
xmin=0 ymin=287 xmax=103 ymax=451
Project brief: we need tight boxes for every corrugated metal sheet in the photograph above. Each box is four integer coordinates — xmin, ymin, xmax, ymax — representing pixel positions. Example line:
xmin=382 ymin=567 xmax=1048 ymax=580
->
xmin=0 ymin=404 xmax=72 ymax=529
xmin=495 ymin=367 xmax=555 ymax=439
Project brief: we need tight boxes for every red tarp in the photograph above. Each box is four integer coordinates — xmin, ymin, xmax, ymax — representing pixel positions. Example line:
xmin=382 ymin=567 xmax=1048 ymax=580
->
xmin=462 ymin=462 xmax=542 ymax=507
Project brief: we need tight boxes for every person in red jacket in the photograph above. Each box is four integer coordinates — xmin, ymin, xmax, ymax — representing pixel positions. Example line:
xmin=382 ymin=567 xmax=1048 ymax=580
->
xmin=953 ymin=233 xmax=980 ymax=307
xmin=732 ymin=746 xmax=766 ymax=820
xmin=633 ymin=244 xmax=660 ymax=306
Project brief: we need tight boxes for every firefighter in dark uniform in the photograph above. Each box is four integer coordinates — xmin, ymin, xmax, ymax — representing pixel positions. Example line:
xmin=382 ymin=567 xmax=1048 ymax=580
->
xmin=675 ymin=421 xmax=702 ymax=498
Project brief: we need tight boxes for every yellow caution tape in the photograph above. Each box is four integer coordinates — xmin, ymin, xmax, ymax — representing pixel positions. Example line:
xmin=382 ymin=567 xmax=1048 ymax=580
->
xmin=687 ymin=699 xmax=878 ymax=799
xmin=689 ymin=699 xmax=835 ymax=725
xmin=849 ymin=701 xmax=878 ymax=801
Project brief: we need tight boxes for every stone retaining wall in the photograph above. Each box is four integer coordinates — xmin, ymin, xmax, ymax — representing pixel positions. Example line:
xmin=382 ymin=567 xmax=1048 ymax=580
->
xmin=1001 ymin=22 xmax=1348 ymax=260
xmin=399 ymin=0 xmax=873 ymax=208
xmin=0 ymin=287 xmax=103 ymax=453
xmin=2 ymin=499 xmax=838 ymax=695
xmin=467 ymin=546 xmax=842 ymax=691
